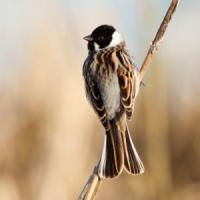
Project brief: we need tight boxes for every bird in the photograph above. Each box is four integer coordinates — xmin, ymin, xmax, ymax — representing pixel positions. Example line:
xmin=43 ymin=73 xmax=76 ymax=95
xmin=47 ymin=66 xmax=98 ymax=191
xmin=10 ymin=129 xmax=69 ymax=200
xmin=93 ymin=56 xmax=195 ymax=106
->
xmin=83 ymin=24 xmax=144 ymax=179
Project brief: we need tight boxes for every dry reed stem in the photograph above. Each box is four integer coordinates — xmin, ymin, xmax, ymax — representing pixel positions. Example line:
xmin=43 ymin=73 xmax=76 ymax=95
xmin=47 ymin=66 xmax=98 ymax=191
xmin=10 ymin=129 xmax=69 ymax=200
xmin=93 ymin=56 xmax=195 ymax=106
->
xmin=78 ymin=164 xmax=101 ymax=200
xmin=139 ymin=0 xmax=180 ymax=82
xmin=78 ymin=1 xmax=180 ymax=199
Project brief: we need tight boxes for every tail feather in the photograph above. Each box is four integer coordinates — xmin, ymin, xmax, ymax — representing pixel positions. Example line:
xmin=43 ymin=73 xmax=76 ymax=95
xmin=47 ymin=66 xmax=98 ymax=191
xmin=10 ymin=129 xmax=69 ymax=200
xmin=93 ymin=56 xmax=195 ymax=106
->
xmin=98 ymin=120 xmax=144 ymax=179
xmin=98 ymin=123 xmax=124 ymax=179
xmin=122 ymin=125 xmax=144 ymax=175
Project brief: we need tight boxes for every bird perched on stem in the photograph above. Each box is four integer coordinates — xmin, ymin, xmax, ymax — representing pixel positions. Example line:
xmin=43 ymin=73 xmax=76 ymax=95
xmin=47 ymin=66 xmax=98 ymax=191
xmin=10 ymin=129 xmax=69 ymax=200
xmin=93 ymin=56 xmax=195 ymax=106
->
xmin=83 ymin=25 xmax=144 ymax=179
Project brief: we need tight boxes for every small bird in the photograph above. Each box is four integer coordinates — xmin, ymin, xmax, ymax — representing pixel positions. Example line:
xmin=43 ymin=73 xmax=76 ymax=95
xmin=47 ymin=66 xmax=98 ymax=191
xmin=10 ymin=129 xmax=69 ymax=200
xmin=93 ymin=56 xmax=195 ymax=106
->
xmin=83 ymin=25 xmax=144 ymax=179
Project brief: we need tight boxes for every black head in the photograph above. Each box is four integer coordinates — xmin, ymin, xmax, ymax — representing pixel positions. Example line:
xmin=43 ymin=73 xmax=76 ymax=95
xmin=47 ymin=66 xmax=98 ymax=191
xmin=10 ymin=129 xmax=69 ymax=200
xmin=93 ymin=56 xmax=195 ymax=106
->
xmin=84 ymin=25 xmax=119 ymax=51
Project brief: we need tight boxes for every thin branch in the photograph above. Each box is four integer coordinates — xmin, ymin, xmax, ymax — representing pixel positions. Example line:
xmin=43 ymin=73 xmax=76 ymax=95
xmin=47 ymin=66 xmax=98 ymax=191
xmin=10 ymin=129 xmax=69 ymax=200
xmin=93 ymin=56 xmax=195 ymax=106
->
xmin=139 ymin=0 xmax=180 ymax=82
xmin=78 ymin=164 xmax=102 ymax=200
xmin=78 ymin=1 xmax=180 ymax=199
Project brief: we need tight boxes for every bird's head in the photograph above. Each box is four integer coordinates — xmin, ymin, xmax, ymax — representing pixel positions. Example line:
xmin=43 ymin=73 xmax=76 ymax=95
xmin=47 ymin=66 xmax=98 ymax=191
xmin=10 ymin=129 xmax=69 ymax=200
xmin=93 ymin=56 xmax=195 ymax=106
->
xmin=83 ymin=25 xmax=124 ymax=52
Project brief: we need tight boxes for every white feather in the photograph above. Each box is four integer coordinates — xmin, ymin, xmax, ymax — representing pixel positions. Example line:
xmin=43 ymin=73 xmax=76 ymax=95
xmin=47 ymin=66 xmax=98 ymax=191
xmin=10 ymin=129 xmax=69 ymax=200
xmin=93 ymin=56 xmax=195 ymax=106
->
xmin=94 ymin=42 xmax=100 ymax=51
xmin=98 ymin=135 xmax=107 ymax=179
xmin=108 ymin=31 xmax=124 ymax=47
xmin=126 ymin=124 xmax=145 ymax=174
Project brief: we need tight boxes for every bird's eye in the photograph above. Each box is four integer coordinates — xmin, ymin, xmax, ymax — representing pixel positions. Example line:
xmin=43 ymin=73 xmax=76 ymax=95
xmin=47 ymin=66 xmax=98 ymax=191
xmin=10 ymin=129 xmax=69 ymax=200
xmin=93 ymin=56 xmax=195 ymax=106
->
xmin=98 ymin=36 xmax=104 ymax=42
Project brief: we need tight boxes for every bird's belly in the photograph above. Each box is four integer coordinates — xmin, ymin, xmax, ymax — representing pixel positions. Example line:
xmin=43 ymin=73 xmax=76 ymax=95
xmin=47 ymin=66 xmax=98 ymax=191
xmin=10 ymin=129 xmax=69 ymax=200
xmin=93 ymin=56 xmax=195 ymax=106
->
xmin=98 ymin=73 xmax=120 ymax=120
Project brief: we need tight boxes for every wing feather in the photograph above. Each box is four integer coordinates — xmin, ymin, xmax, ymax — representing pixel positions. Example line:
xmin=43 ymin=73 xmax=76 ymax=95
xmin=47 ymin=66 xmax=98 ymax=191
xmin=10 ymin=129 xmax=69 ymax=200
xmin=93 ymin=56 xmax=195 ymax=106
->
xmin=83 ymin=57 xmax=109 ymax=130
xmin=116 ymin=50 xmax=138 ymax=120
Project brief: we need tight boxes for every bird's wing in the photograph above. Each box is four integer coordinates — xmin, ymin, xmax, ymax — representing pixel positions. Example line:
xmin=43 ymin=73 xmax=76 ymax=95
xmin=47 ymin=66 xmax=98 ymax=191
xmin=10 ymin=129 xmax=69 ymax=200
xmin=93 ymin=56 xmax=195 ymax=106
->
xmin=116 ymin=50 xmax=139 ymax=120
xmin=83 ymin=57 xmax=109 ymax=130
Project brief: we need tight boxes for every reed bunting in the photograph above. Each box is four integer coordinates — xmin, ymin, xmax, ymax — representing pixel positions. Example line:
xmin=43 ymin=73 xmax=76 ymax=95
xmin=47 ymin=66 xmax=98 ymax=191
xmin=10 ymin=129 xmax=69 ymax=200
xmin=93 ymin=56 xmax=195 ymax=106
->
xmin=83 ymin=25 xmax=144 ymax=179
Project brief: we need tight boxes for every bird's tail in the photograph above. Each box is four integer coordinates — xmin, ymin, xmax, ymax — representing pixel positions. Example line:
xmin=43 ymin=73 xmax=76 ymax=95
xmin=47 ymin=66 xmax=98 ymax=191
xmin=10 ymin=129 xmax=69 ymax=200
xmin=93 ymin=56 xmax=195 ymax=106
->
xmin=122 ymin=124 xmax=144 ymax=175
xmin=98 ymin=121 xmax=124 ymax=179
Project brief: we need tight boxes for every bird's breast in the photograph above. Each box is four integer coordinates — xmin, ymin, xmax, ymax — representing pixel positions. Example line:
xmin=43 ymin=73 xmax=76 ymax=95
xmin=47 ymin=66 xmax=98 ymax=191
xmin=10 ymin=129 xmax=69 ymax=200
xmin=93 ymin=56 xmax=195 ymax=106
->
xmin=96 ymin=70 xmax=121 ymax=120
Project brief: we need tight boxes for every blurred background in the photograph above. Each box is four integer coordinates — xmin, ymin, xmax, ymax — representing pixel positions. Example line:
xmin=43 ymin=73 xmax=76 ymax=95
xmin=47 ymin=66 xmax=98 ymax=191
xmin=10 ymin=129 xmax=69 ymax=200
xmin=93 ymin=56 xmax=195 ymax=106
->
xmin=0 ymin=0 xmax=200 ymax=199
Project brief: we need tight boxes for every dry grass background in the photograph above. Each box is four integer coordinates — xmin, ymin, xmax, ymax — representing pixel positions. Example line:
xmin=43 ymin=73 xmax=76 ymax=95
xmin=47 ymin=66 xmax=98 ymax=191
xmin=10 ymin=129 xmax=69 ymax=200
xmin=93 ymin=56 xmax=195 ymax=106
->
xmin=0 ymin=0 xmax=200 ymax=199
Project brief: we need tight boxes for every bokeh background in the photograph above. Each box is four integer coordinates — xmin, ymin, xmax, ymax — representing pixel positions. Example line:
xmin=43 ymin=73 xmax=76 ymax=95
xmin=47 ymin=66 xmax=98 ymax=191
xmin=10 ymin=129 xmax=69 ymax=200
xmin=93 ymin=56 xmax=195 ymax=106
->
xmin=0 ymin=0 xmax=200 ymax=199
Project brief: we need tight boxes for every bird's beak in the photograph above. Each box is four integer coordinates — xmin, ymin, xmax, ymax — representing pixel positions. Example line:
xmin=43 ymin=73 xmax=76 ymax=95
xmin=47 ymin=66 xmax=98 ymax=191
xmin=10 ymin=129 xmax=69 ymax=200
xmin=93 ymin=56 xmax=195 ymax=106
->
xmin=83 ymin=35 xmax=94 ymax=42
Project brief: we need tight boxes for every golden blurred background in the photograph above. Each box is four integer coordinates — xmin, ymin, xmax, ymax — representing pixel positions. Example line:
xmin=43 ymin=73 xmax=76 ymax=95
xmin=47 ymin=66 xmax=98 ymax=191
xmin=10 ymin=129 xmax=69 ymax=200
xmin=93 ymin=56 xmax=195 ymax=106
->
xmin=0 ymin=0 xmax=200 ymax=199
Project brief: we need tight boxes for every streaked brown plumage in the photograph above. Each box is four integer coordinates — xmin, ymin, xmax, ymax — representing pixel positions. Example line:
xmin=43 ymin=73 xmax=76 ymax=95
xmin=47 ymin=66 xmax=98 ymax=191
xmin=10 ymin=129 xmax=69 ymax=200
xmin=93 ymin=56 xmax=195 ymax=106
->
xmin=83 ymin=25 xmax=144 ymax=179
